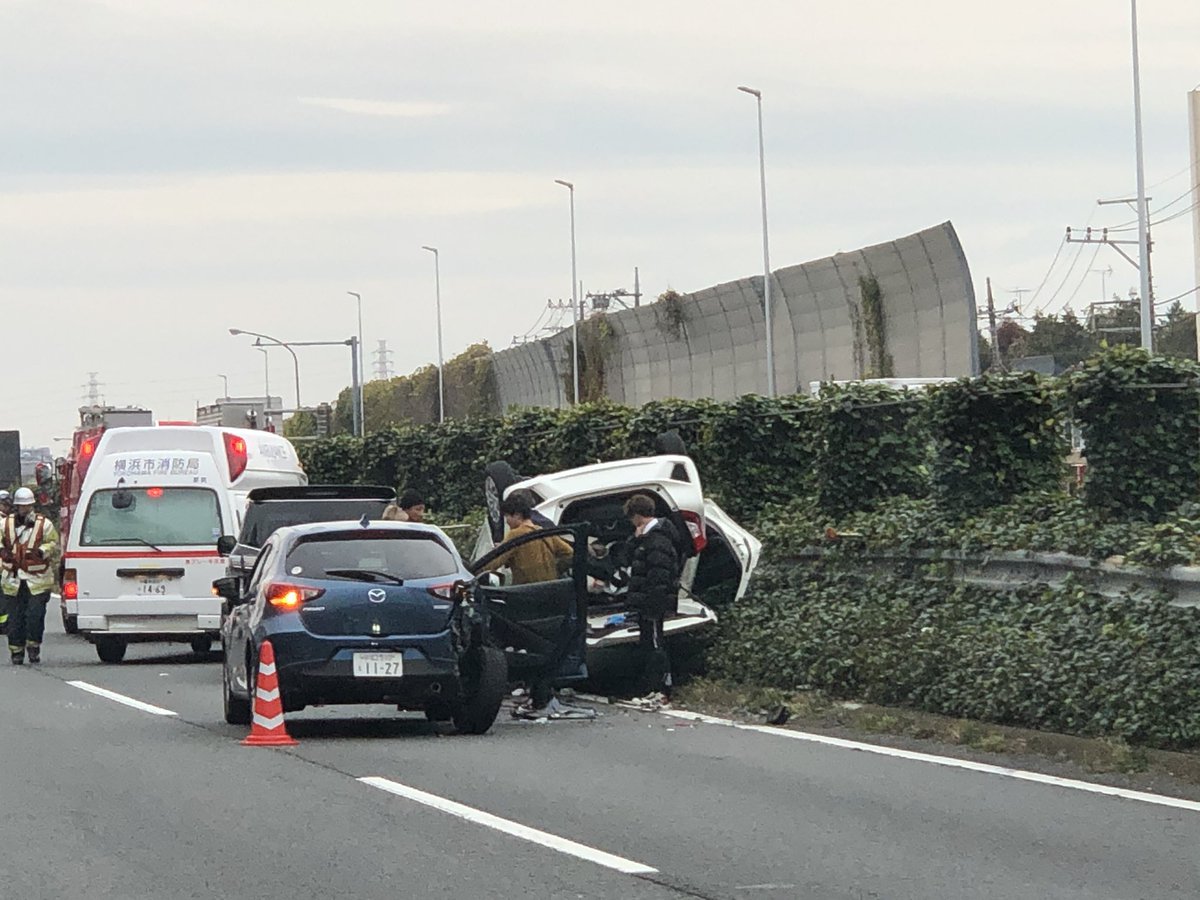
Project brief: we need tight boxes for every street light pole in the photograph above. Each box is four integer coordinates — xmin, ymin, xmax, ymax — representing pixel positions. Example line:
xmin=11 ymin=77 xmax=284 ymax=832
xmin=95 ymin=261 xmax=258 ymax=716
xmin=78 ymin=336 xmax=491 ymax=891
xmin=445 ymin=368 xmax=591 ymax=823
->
xmin=228 ymin=328 xmax=301 ymax=411
xmin=1130 ymin=0 xmax=1153 ymax=351
xmin=347 ymin=292 xmax=365 ymax=432
xmin=217 ymin=374 xmax=229 ymax=400
xmin=349 ymin=336 xmax=361 ymax=437
xmin=554 ymin=180 xmax=579 ymax=405
xmin=420 ymin=246 xmax=446 ymax=423
xmin=255 ymin=348 xmax=270 ymax=419
xmin=738 ymin=85 xmax=776 ymax=398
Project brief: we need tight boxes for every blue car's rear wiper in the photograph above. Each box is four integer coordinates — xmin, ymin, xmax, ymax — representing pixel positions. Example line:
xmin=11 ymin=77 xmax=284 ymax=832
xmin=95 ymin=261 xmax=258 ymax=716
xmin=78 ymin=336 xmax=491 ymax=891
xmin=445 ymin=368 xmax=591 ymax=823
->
xmin=323 ymin=568 xmax=404 ymax=585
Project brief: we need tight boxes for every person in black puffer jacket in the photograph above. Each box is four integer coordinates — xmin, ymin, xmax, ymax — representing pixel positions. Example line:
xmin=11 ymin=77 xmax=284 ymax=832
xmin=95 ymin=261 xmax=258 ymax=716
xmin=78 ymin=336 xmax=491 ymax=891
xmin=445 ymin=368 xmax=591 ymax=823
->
xmin=623 ymin=494 xmax=681 ymax=700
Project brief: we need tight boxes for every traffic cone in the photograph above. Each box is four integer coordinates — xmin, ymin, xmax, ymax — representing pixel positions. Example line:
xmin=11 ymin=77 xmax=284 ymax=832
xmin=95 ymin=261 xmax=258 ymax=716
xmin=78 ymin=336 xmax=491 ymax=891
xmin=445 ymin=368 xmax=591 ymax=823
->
xmin=242 ymin=640 xmax=298 ymax=747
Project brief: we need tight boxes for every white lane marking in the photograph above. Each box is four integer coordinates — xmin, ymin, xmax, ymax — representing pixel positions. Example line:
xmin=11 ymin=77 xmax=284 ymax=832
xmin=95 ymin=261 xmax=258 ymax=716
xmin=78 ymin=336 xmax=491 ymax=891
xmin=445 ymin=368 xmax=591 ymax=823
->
xmin=67 ymin=681 xmax=177 ymax=717
xmin=359 ymin=776 xmax=657 ymax=875
xmin=662 ymin=709 xmax=1200 ymax=814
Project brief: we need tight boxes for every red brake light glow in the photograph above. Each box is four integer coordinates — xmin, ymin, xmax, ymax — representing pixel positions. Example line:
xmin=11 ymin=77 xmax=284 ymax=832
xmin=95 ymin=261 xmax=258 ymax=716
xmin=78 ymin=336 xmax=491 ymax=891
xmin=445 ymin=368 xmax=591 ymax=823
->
xmin=63 ymin=570 xmax=79 ymax=600
xmin=266 ymin=583 xmax=324 ymax=609
xmin=223 ymin=432 xmax=249 ymax=482
xmin=146 ymin=487 xmax=164 ymax=499
xmin=81 ymin=440 xmax=95 ymax=457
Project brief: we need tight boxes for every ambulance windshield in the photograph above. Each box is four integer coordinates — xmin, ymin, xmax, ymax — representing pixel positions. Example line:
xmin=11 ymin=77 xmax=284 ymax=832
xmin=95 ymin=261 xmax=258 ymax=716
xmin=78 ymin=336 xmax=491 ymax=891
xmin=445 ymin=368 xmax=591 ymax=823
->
xmin=81 ymin=487 xmax=221 ymax=548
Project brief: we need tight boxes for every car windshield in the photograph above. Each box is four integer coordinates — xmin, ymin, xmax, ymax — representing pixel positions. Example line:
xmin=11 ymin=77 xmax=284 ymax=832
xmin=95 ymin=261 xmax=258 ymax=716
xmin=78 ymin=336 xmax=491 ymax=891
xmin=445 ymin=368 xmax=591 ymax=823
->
xmin=239 ymin=499 xmax=391 ymax=547
xmin=286 ymin=531 xmax=459 ymax=581
xmin=81 ymin=487 xmax=221 ymax=547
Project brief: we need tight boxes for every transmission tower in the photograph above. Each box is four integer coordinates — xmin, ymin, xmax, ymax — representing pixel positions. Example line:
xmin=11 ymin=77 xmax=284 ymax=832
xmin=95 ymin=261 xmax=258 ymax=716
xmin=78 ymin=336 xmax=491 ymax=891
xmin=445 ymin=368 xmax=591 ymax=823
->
xmin=83 ymin=372 xmax=103 ymax=406
xmin=373 ymin=340 xmax=395 ymax=381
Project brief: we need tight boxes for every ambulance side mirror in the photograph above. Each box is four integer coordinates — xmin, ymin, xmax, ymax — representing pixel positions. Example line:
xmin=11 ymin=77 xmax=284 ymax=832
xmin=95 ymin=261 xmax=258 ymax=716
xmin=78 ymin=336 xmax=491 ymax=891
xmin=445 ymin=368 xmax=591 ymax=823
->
xmin=216 ymin=535 xmax=237 ymax=556
xmin=111 ymin=490 xmax=134 ymax=510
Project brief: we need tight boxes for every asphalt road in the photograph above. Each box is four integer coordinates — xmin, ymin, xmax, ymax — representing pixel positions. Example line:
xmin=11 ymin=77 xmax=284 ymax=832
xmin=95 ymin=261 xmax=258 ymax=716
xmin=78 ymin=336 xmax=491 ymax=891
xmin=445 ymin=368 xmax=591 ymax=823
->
xmin=3 ymin=617 xmax=1199 ymax=900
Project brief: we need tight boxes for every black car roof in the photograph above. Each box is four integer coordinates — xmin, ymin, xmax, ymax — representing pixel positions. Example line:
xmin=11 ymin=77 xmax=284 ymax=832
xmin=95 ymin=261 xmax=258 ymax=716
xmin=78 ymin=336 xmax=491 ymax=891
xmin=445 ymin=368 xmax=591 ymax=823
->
xmin=246 ymin=485 xmax=396 ymax=503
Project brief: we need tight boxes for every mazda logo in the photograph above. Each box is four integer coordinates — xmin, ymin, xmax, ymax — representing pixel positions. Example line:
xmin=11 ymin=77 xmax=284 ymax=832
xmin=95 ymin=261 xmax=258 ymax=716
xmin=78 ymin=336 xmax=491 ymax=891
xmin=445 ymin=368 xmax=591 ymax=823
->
xmin=368 ymin=589 xmax=386 ymax=604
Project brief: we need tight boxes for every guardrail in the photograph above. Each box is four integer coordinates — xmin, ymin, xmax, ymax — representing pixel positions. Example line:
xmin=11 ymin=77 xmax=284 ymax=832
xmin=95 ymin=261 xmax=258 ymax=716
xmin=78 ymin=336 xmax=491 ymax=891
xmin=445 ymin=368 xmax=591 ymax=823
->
xmin=782 ymin=548 xmax=1200 ymax=609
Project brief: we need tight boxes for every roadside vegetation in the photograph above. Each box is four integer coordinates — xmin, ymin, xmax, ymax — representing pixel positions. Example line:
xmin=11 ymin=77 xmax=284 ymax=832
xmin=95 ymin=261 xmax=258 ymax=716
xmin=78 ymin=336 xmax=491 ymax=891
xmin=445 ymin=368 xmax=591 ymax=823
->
xmin=299 ymin=345 xmax=1200 ymax=749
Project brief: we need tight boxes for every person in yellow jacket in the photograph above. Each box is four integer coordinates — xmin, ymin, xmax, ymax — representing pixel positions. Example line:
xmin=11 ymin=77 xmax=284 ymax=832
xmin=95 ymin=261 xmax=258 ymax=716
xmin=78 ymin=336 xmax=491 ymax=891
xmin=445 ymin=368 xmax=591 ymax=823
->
xmin=1 ymin=488 xmax=59 ymax=665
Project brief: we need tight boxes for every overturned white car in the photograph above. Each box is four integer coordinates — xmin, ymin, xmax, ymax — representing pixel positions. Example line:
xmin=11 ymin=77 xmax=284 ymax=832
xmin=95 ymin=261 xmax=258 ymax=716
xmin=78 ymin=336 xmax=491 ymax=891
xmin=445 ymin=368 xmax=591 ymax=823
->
xmin=471 ymin=435 xmax=761 ymax=653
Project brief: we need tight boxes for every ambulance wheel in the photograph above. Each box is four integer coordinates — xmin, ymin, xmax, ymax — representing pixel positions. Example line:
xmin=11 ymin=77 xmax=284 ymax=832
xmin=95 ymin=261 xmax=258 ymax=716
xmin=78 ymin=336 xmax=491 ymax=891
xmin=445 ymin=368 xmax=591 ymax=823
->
xmin=190 ymin=635 xmax=213 ymax=655
xmin=62 ymin=609 xmax=79 ymax=635
xmin=95 ymin=637 xmax=127 ymax=664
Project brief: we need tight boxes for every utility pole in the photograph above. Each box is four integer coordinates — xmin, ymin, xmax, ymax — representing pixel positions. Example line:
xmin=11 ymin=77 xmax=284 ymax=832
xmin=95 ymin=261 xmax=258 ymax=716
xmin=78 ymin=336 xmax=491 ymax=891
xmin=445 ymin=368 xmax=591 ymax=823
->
xmin=633 ymin=267 xmax=642 ymax=307
xmin=1130 ymin=0 xmax=1153 ymax=350
xmin=986 ymin=278 xmax=1001 ymax=372
xmin=1067 ymin=208 xmax=1154 ymax=340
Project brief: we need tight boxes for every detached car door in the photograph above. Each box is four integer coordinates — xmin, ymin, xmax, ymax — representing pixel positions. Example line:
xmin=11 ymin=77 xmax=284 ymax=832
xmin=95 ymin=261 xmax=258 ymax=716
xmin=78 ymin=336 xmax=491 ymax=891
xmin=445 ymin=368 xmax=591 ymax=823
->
xmin=469 ymin=526 xmax=589 ymax=686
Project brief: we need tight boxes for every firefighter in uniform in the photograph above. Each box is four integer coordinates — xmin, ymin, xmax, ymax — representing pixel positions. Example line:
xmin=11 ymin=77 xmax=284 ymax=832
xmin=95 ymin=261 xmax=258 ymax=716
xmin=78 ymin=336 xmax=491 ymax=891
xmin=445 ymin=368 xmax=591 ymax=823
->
xmin=1 ymin=488 xmax=60 ymax=664
xmin=0 ymin=490 xmax=10 ymax=635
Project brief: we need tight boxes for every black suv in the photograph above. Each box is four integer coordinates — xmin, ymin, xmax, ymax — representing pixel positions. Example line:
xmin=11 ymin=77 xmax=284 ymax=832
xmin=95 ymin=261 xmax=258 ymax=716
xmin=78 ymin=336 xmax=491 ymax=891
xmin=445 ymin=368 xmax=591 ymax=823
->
xmin=225 ymin=485 xmax=396 ymax=580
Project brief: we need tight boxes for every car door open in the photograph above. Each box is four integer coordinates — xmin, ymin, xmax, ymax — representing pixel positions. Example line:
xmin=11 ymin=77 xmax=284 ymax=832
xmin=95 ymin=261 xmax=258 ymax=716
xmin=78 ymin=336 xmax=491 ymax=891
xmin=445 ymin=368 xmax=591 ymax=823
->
xmin=469 ymin=526 xmax=588 ymax=686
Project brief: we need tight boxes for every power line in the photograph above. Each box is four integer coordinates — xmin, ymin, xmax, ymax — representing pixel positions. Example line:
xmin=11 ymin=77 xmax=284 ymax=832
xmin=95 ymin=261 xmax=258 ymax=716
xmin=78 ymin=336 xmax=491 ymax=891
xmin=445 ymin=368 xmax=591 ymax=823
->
xmin=1026 ymin=236 xmax=1068 ymax=313
xmin=1038 ymin=242 xmax=1088 ymax=315
xmin=1063 ymin=243 xmax=1104 ymax=309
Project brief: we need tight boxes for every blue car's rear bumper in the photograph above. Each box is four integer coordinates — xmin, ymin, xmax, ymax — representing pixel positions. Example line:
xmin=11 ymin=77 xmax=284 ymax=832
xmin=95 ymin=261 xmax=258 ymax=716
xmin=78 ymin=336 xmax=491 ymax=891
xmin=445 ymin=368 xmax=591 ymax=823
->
xmin=258 ymin=624 xmax=461 ymax=711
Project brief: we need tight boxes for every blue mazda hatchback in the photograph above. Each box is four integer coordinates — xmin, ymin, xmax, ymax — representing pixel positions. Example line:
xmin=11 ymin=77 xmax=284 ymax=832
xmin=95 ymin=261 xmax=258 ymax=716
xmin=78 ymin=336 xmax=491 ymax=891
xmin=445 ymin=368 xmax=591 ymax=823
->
xmin=215 ymin=520 xmax=509 ymax=734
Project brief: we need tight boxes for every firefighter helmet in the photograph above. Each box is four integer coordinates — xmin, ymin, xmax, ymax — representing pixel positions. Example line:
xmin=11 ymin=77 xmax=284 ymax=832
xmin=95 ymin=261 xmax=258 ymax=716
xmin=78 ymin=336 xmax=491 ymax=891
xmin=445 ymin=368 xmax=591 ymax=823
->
xmin=12 ymin=487 xmax=35 ymax=507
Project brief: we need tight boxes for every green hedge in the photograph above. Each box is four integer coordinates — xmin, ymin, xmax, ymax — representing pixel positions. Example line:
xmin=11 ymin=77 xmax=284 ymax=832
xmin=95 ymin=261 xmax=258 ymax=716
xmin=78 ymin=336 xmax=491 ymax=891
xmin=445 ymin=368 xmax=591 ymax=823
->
xmin=297 ymin=396 xmax=821 ymax=524
xmin=928 ymin=373 xmax=1065 ymax=514
xmin=300 ymin=348 xmax=1200 ymax=530
xmin=1068 ymin=346 xmax=1200 ymax=521
xmin=813 ymin=383 xmax=929 ymax=517
xmin=711 ymin=562 xmax=1200 ymax=748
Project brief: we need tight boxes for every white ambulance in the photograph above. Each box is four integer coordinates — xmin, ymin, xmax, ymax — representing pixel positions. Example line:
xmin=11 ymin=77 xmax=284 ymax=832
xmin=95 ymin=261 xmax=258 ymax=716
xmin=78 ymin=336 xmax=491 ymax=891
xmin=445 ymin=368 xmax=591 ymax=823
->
xmin=61 ymin=427 xmax=306 ymax=663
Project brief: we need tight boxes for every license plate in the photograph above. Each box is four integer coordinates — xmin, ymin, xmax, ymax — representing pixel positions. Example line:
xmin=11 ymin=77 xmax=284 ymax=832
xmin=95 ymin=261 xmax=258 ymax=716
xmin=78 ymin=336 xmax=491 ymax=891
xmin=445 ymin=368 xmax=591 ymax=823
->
xmin=136 ymin=583 xmax=168 ymax=595
xmin=352 ymin=652 xmax=404 ymax=678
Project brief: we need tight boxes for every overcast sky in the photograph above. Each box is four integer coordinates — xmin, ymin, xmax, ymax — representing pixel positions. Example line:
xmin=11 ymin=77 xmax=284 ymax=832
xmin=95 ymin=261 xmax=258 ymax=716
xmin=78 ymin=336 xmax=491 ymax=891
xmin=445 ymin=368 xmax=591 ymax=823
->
xmin=2 ymin=0 xmax=1198 ymax=449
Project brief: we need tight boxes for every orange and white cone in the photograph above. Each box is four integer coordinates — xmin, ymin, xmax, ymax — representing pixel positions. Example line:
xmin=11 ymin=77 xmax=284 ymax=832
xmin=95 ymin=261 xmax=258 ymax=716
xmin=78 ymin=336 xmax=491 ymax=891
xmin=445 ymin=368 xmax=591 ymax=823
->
xmin=242 ymin=640 xmax=298 ymax=747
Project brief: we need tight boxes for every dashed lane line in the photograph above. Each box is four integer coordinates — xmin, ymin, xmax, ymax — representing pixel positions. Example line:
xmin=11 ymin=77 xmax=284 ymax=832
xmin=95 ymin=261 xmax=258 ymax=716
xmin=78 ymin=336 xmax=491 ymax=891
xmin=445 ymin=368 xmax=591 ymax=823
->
xmin=67 ymin=680 xmax=178 ymax=717
xmin=359 ymin=775 xmax=658 ymax=876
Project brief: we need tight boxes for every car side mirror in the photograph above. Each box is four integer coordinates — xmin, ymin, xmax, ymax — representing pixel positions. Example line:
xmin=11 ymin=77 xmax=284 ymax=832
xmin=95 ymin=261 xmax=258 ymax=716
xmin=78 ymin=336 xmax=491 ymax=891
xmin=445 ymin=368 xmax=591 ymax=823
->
xmin=212 ymin=576 xmax=243 ymax=603
xmin=477 ymin=571 xmax=503 ymax=588
xmin=111 ymin=490 xmax=134 ymax=510
xmin=216 ymin=535 xmax=237 ymax=556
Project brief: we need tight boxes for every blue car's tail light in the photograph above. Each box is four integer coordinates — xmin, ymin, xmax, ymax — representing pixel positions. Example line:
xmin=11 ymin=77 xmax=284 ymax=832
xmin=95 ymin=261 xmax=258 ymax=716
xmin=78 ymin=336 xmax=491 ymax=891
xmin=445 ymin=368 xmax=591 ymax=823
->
xmin=266 ymin=583 xmax=326 ymax=609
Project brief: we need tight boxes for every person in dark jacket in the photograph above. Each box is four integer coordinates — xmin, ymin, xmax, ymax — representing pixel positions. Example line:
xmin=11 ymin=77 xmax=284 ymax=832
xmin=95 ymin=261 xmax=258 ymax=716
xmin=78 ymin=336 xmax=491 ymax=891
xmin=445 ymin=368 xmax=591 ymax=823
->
xmin=623 ymin=494 xmax=681 ymax=701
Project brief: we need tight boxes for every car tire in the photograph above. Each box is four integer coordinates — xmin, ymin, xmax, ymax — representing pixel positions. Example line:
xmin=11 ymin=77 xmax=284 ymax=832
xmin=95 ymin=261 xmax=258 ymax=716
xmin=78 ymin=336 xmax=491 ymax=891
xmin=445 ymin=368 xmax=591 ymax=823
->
xmin=484 ymin=461 xmax=522 ymax=543
xmin=452 ymin=646 xmax=508 ymax=735
xmin=654 ymin=430 xmax=688 ymax=456
xmin=190 ymin=635 xmax=213 ymax=655
xmin=62 ymin=609 xmax=79 ymax=635
xmin=95 ymin=637 xmax=127 ymax=664
xmin=223 ymin=655 xmax=252 ymax=726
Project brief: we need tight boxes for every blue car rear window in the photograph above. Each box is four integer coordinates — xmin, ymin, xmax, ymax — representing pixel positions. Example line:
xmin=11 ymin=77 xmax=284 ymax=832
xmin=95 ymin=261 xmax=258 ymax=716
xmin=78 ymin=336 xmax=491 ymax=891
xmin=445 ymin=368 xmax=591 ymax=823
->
xmin=287 ymin=533 xmax=458 ymax=581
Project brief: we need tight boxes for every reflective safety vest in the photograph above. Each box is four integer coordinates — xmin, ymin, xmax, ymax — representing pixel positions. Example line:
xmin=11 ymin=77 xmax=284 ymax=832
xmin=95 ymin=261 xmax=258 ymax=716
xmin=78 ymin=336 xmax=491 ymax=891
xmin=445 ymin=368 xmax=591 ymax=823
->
xmin=1 ymin=514 xmax=59 ymax=596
